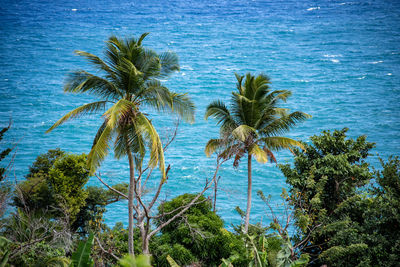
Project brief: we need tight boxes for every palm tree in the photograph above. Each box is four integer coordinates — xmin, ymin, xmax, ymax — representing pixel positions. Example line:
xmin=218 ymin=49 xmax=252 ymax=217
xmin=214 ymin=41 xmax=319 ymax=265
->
xmin=205 ymin=73 xmax=310 ymax=233
xmin=46 ymin=33 xmax=195 ymax=255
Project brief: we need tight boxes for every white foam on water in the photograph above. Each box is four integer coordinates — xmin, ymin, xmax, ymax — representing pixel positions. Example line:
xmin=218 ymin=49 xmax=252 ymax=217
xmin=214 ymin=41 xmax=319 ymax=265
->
xmin=182 ymin=65 xmax=193 ymax=71
xmin=387 ymin=73 xmax=392 ymax=76
xmin=324 ymin=54 xmax=341 ymax=58
xmin=71 ymin=8 xmax=77 ymax=11
xmin=307 ymin=7 xmax=320 ymax=11
xmin=331 ymin=59 xmax=340 ymax=63
xmin=357 ymin=76 xmax=366 ymax=80
xmin=371 ymin=60 xmax=383 ymax=64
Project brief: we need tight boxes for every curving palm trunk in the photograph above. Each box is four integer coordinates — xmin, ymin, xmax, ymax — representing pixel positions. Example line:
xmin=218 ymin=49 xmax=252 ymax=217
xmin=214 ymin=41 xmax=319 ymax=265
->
xmin=244 ymin=153 xmax=252 ymax=233
xmin=127 ymin=145 xmax=135 ymax=256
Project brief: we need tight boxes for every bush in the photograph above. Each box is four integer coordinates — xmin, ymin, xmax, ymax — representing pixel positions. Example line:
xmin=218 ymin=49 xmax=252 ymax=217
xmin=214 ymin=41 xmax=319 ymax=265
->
xmin=153 ymin=193 xmax=246 ymax=266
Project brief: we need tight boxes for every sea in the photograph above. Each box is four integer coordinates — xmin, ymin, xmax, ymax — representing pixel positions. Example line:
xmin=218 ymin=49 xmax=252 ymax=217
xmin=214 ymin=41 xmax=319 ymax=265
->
xmin=1 ymin=0 xmax=399 ymax=228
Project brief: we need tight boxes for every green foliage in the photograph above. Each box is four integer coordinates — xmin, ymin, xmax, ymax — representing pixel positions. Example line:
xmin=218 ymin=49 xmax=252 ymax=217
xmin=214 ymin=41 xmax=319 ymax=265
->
xmin=279 ymin=128 xmax=374 ymax=265
xmin=0 ymin=236 xmax=10 ymax=267
xmin=166 ymin=255 xmax=181 ymax=267
xmin=275 ymin=240 xmax=309 ymax=267
xmin=73 ymin=184 xmax=128 ymax=234
xmin=205 ymin=73 xmax=310 ymax=232
xmin=71 ymin=232 xmax=94 ymax=267
xmin=14 ymin=149 xmax=88 ymax=220
xmin=14 ymin=149 xmax=127 ymax=234
xmin=1 ymin=208 xmax=71 ymax=267
xmin=47 ymin=33 xmax=195 ymax=176
xmin=27 ymin=148 xmax=65 ymax=179
xmin=0 ymin=123 xmax=12 ymax=181
xmin=0 ymin=123 xmax=12 ymax=219
xmin=317 ymin=156 xmax=400 ymax=266
xmin=118 ymin=254 xmax=151 ymax=267
xmin=279 ymin=129 xmax=400 ymax=266
xmin=153 ymin=193 xmax=246 ymax=266
xmin=92 ymin=222 xmax=145 ymax=266
xmin=48 ymin=153 xmax=90 ymax=220
xmin=204 ymin=73 xmax=310 ymax=164
xmin=17 ymin=242 xmax=67 ymax=267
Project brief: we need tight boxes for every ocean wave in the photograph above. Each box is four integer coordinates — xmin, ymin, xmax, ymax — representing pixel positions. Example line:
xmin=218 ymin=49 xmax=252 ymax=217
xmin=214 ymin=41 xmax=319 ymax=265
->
xmin=307 ymin=7 xmax=320 ymax=11
xmin=181 ymin=65 xmax=194 ymax=71
xmin=323 ymin=54 xmax=342 ymax=58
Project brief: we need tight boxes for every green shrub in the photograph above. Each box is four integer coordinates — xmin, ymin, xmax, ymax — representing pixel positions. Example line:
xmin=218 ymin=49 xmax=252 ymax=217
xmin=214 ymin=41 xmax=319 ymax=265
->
xmin=153 ymin=193 xmax=246 ymax=266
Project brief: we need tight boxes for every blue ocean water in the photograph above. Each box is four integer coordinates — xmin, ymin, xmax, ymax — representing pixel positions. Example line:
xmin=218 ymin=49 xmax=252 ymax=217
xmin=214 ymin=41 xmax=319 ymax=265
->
xmin=1 ymin=0 xmax=399 ymax=228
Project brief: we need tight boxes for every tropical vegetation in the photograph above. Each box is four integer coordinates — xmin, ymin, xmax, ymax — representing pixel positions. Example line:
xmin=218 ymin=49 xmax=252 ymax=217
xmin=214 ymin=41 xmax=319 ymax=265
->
xmin=45 ymin=33 xmax=195 ymax=255
xmin=204 ymin=73 xmax=310 ymax=232
xmin=0 ymin=34 xmax=399 ymax=267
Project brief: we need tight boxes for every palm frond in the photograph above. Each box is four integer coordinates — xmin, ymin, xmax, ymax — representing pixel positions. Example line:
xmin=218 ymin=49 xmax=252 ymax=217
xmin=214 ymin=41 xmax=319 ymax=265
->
xmin=235 ymin=73 xmax=244 ymax=94
xmin=204 ymin=138 xmax=225 ymax=157
xmin=75 ymin=50 xmax=117 ymax=80
xmin=263 ymin=147 xmax=277 ymax=164
xmin=159 ymin=51 xmax=180 ymax=77
xmin=92 ymin=120 xmax=107 ymax=148
xmin=260 ymin=111 xmax=311 ymax=136
xmin=205 ymin=100 xmax=237 ymax=133
xmin=249 ymin=144 xmax=268 ymax=163
xmin=137 ymin=32 xmax=150 ymax=46
xmin=231 ymin=92 xmax=255 ymax=126
xmin=64 ymin=71 xmax=122 ymax=99
xmin=262 ymin=136 xmax=305 ymax=151
xmin=136 ymin=80 xmax=171 ymax=108
xmin=139 ymin=80 xmax=195 ymax=123
xmin=87 ymin=122 xmax=114 ymax=174
xmin=232 ymin=125 xmax=258 ymax=142
xmin=46 ymin=101 xmax=108 ymax=133
xmin=136 ymin=49 xmax=161 ymax=80
xmin=135 ymin=113 xmax=166 ymax=180
xmin=169 ymin=92 xmax=195 ymax=123
xmin=104 ymin=99 xmax=136 ymax=129
xmin=267 ymin=90 xmax=292 ymax=104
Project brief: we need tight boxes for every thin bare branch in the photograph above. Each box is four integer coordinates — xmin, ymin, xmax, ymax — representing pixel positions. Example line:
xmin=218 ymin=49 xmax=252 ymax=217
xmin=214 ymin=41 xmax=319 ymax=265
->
xmin=151 ymin=198 xmax=209 ymax=219
xmin=148 ymin=164 xmax=171 ymax=210
xmin=95 ymin=173 xmax=128 ymax=199
xmin=147 ymin=157 xmax=227 ymax=239
xmin=95 ymin=236 xmax=120 ymax=261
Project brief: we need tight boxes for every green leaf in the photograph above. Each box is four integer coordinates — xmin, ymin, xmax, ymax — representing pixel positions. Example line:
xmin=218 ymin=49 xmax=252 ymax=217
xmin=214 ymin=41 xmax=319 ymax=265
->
xmin=46 ymin=101 xmax=108 ymax=133
xmin=232 ymin=125 xmax=258 ymax=142
xmin=70 ymin=232 xmax=94 ymax=267
xmin=249 ymin=144 xmax=268 ymax=163
xmin=118 ymin=254 xmax=151 ymax=267
xmin=166 ymin=255 xmax=181 ymax=267
xmin=0 ymin=251 xmax=9 ymax=267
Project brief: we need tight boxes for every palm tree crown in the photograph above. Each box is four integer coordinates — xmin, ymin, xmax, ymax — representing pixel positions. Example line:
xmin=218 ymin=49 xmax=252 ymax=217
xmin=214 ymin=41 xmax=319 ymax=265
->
xmin=47 ymin=33 xmax=195 ymax=176
xmin=205 ymin=73 xmax=310 ymax=232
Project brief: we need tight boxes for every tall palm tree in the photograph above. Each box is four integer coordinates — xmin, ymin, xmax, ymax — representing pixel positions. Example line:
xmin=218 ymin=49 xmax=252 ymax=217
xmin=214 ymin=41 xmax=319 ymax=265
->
xmin=205 ymin=73 xmax=310 ymax=233
xmin=46 ymin=33 xmax=195 ymax=255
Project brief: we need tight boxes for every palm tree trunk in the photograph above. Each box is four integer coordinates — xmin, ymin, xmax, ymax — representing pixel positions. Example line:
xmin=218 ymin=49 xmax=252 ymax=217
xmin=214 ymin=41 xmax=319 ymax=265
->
xmin=244 ymin=153 xmax=252 ymax=233
xmin=127 ymin=147 xmax=135 ymax=257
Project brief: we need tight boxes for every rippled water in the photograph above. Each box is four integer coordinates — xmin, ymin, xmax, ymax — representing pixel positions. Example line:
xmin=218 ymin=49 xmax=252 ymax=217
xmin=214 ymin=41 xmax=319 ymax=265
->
xmin=1 ymin=0 xmax=399 ymax=227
